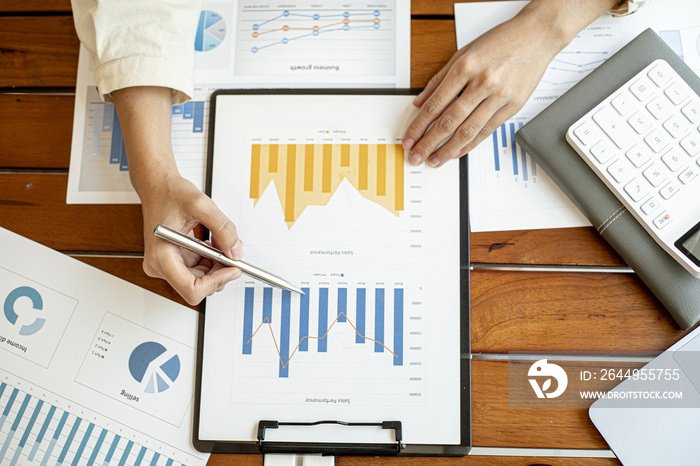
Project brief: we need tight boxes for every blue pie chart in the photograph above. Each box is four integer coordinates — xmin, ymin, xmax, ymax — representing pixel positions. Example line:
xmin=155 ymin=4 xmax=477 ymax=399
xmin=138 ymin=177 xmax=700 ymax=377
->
xmin=195 ymin=10 xmax=226 ymax=52
xmin=128 ymin=341 xmax=181 ymax=394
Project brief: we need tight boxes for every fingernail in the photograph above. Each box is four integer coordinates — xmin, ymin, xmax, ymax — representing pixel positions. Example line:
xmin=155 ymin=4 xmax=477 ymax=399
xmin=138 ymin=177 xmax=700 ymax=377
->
xmin=230 ymin=240 xmax=244 ymax=260
xmin=409 ymin=152 xmax=422 ymax=166
xmin=428 ymin=156 xmax=440 ymax=168
xmin=402 ymin=138 xmax=415 ymax=150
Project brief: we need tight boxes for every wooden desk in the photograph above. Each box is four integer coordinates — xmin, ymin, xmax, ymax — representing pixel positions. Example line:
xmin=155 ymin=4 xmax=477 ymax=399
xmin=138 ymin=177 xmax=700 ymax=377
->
xmin=0 ymin=1 xmax=689 ymax=464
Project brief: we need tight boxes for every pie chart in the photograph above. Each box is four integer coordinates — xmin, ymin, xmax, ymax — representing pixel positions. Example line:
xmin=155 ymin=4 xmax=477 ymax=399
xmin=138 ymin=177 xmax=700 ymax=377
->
xmin=128 ymin=341 xmax=181 ymax=394
xmin=195 ymin=10 xmax=226 ymax=52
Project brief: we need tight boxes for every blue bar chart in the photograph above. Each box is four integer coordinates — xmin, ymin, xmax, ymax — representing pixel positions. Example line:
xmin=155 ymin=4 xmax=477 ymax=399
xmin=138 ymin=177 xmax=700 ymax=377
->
xmin=0 ymin=378 xmax=187 ymax=466
xmin=78 ymin=86 xmax=209 ymax=195
xmin=242 ymin=285 xmax=405 ymax=378
xmin=490 ymin=122 xmax=538 ymax=183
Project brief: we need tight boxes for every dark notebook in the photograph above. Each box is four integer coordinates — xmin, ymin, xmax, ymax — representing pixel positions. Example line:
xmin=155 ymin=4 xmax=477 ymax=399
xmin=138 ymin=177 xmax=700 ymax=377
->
xmin=515 ymin=29 xmax=700 ymax=330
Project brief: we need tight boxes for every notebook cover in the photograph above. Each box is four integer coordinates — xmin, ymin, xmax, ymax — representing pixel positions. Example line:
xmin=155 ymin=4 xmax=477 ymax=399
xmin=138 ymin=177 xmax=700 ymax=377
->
xmin=514 ymin=28 xmax=700 ymax=330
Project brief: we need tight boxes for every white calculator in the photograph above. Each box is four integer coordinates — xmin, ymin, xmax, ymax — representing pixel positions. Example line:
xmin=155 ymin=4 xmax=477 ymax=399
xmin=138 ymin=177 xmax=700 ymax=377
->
xmin=566 ymin=59 xmax=700 ymax=278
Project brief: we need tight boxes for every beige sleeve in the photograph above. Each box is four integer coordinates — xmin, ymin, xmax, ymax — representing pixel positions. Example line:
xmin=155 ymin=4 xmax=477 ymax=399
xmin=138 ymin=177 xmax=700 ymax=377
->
xmin=70 ymin=0 xmax=202 ymax=104
xmin=610 ymin=0 xmax=651 ymax=17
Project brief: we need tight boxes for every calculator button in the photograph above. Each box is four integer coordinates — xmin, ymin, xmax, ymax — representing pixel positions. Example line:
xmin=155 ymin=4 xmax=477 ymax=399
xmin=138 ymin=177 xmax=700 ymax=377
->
xmin=662 ymin=114 xmax=689 ymax=139
xmin=626 ymin=144 xmax=652 ymax=168
xmin=643 ymin=162 xmax=669 ymax=186
xmin=659 ymin=181 xmax=680 ymax=199
xmin=628 ymin=110 xmax=654 ymax=134
xmin=681 ymin=100 xmax=700 ymax=124
xmin=611 ymin=91 xmax=637 ymax=116
xmin=573 ymin=120 xmax=602 ymax=146
xmin=664 ymin=82 xmax=689 ymax=105
xmin=641 ymin=196 xmax=661 ymax=215
xmin=648 ymin=64 xmax=673 ymax=87
xmin=607 ymin=158 xmax=634 ymax=183
xmin=630 ymin=77 xmax=655 ymax=101
xmin=593 ymin=106 xmax=635 ymax=149
xmin=679 ymin=166 xmax=698 ymax=184
xmin=624 ymin=178 xmax=650 ymax=202
xmin=644 ymin=130 xmax=670 ymax=153
xmin=590 ymin=140 xmax=615 ymax=164
xmin=647 ymin=95 xmax=673 ymax=120
xmin=653 ymin=211 xmax=672 ymax=229
xmin=680 ymin=133 xmax=700 ymax=157
xmin=662 ymin=148 xmax=684 ymax=172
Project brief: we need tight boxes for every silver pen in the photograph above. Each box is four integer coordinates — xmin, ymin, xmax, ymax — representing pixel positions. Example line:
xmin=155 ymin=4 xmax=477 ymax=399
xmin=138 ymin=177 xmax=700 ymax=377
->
xmin=153 ymin=224 xmax=304 ymax=295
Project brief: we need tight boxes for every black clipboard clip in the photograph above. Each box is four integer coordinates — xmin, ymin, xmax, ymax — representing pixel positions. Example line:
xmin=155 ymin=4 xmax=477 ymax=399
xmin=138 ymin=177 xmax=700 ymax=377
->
xmin=257 ymin=420 xmax=403 ymax=455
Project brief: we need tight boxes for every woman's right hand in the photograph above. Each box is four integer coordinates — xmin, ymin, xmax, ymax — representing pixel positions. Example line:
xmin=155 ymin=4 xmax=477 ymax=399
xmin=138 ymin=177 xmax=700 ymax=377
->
xmin=139 ymin=170 xmax=243 ymax=305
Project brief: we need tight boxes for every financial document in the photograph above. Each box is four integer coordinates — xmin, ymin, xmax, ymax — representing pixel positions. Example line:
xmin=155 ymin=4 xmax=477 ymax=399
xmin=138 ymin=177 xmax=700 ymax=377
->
xmin=67 ymin=0 xmax=411 ymax=204
xmin=458 ymin=0 xmax=700 ymax=232
xmin=198 ymin=93 xmax=462 ymax=446
xmin=0 ymin=227 xmax=208 ymax=466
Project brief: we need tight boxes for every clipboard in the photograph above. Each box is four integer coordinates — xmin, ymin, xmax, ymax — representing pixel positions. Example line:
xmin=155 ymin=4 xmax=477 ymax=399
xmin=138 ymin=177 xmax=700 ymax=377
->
xmin=192 ymin=89 xmax=470 ymax=456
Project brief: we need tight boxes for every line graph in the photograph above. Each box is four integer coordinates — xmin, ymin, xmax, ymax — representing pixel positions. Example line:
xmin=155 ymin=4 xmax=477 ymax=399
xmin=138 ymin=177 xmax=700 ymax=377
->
xmin=248 ymin=10 xmax=382 ymax=53
xmin=240 ymin=284 xmax=405 ymax=378
xmin=234 ymin=1 xmax=397 ymax=77
xmin=247 ymin=310 xmax=400 ymax=371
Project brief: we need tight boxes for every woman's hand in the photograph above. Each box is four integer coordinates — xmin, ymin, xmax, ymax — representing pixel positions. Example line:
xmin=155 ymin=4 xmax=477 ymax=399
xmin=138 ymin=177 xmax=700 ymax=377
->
xmin=113 ymin=86 xmax=243 ymax=305
xmin=403 ymin=0 xmax=619 ymax=168
xmin=139 ymin=170 xmax=243 ymax=305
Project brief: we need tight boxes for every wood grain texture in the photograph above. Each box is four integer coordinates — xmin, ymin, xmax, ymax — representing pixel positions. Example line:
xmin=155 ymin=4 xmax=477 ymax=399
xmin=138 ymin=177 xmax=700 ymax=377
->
xmin=0 ymin=94 xmax=74 ymax=168
xmin=472 ymin=360 xmax=608 ymax=449
xmin=470 ymin=229 xmax=626 ymax=267
xmin=0 ymin=174 xmax=144 ymax=252
xmin=336 ymin=457 xmax=620 ymax=466
xmin=0 ymin=1 xmax=458 ymax=16
xmin=411 ymin=20 xmax=456 ymax=88
xmin=205 ymin=454 xmax=621 ymax=465
xmin=471 ymin=269 xmax=687 ymax=354
xmin=0 ymin=16 xmax=79 ymax=87
xmin=0 ymin=18 xmax=453 ymax=90
xmin=0 ymin=1 xmax=71 ymax=12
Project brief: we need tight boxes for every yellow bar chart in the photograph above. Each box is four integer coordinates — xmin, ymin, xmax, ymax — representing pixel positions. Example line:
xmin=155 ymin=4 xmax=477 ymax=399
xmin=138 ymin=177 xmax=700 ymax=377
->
xmin=250 ymin=143 xmax=405 ymax=227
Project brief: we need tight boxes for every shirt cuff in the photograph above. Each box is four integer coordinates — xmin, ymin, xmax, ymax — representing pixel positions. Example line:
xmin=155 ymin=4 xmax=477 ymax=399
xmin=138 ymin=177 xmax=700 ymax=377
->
xmin=93 ymin=56 xmax=194 ymax=105
xmin=610 ymin=0 xmax=650 ymax=17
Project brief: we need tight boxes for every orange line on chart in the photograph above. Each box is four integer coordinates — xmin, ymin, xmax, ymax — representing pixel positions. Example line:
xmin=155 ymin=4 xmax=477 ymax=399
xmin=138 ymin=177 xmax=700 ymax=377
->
xmin=252 ymin=19 xmax=380 ymax=37
xmin=246 ymin=311 xmax=398 ymax=369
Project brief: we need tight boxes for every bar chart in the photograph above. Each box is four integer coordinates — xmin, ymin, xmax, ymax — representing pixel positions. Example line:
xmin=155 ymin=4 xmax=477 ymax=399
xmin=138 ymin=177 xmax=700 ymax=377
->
xmin=0 ymin=373 xmax=194 ymax=465
xmin=250 ymin=143 xmax=404 ymax=226
xmin=242 ymin=285 xmax=404 ymax=378
xmin=490 ymin=122 xmax=539 ymax=183
xmin=230 ymin=269 xmax=425 ymax=407
xmin=78 ymin=87 xmax=209 ymax=194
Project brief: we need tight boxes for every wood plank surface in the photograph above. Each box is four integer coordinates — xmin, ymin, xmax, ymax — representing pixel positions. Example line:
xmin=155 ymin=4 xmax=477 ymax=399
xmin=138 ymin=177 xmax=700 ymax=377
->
xmin=0 ymin=2 xmax=462 ymax=17
xmin=0 ymin=16 xmax=79 ymax=88
xmin=411 ymin=20 xmax=456 ymax=88
xmin=472 ymin=360 xmax=607 ymax=449
xmin=0 ymin=18 xmax=453 ymax=89
xmin=470 ymin=229 xmax=626 ymax=267
xmin=0 ymin=94 xmax=74 ymax=168
xmin=0 ymin=1 xmax=457 ymax=16
xmin=471 ymin=270 xmax=687 ymax=354
xmin=0 ymin=174 xmax=144 ymax=252
xmin=0 ymin=1 xmax=71 ymax=12
xmin=205 ymin=454 xmax=620 ymax=466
